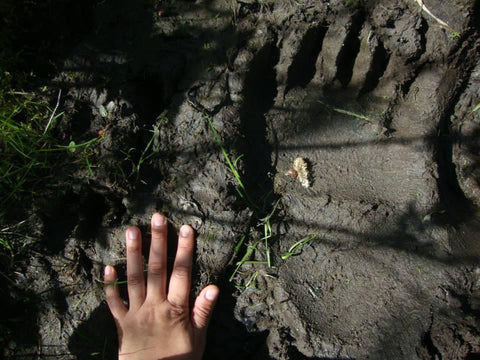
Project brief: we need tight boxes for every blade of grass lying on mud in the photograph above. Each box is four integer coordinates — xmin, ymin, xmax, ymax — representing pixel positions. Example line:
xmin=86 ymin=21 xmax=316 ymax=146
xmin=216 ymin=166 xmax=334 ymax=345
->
xmin=317 ymin=100 xmax=372 ymax=123
xmin=281 ymin=234 xmax=318 ymax=260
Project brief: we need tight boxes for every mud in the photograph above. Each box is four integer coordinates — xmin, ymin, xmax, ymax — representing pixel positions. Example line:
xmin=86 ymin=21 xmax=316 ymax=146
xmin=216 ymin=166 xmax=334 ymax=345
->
xmin=3 ymin=0 xmax=480 ymax=359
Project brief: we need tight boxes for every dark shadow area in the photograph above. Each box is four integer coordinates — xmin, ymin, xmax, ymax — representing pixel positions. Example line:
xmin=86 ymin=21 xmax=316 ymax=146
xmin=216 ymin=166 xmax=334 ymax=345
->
xmin=0 ymin=285 xmax=40 ymax=355
xmin=204 ymin=279 xmax=270 ymax=359
xmin=43 ymin=191 xmax=82 ymax=253
xmin=43 ymin=188 xmax=112 ymax=253
xmin=238 ymin=38 xmax=279 ymax=207
xmin=68 ymin=303 xmax=118 ymax=359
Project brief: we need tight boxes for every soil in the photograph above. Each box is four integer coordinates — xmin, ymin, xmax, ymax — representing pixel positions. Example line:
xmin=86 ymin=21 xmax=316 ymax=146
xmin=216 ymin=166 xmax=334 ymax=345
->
xmin=3 ymin=0 xmax=480 ymax=359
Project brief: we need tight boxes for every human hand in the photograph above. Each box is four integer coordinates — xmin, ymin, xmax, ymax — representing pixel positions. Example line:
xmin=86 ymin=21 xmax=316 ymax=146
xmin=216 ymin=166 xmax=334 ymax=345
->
xmin=104 ymin=213 xmax=219 ymax=360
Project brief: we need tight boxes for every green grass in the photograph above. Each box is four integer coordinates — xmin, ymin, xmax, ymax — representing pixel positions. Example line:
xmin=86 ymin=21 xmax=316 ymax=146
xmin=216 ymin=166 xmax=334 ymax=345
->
xmin=0 ymin=89 xmax=103 ymax=209
xmin=0 ymin=91 xmax=57 ymax=208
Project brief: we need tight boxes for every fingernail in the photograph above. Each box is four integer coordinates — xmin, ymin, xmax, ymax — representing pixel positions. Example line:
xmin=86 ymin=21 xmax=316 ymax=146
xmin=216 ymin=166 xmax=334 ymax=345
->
xmin=128 ymin=228 xmax=138 ymax=241
xmin=205 ymin=287 xmax=219 ymax=301
xmin=180 ymin=225 xmax=191 ymax=237
xmin=153 ymin=213 xmax=166 ymax=227
xmin=105 ymin=265 xmax=113 ymax=276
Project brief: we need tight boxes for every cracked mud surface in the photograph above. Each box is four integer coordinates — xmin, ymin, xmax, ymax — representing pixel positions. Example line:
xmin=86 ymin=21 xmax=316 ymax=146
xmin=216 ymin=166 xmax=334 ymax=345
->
xmin=3 ymin=0 xmax=480 ymax=359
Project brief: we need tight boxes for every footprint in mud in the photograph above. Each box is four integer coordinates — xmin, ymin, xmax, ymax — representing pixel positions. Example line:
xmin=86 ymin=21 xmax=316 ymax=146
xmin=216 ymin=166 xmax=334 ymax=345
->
xmin=217 ymin=1 xmax=480 ymax=359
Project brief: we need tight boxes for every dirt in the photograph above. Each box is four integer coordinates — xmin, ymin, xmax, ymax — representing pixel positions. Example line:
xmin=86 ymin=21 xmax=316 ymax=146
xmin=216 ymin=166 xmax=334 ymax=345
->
xmin=3 ymin=0 xmax=480 ymax=359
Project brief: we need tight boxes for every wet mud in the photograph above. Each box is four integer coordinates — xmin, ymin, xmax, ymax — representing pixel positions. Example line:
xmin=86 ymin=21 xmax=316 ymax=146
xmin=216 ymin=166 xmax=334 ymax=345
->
xmin=3 ymin=0 xmax=480 ymax=359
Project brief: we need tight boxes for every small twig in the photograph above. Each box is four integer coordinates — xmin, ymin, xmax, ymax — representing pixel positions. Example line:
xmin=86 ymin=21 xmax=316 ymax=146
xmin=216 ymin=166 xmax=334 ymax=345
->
xmin=414 ymin=0 xmax=456 ymax=32
xmin=44 ymin=89 xmax=62 ymax=134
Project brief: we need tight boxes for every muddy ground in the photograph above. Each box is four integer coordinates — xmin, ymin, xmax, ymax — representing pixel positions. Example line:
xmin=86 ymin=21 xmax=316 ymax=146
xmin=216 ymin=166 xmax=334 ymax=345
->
xmin=3 ymin=0 xmax=480 ymax=358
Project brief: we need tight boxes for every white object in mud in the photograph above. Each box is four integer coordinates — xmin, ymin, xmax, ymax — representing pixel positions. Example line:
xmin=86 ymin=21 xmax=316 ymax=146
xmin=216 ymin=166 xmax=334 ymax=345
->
xmin=293 ymin=157 xmax=311 ymax=188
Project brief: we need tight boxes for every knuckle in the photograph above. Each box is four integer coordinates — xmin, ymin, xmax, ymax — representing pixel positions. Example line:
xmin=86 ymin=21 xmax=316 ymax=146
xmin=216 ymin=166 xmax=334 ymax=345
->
xmin=173 ymin=265 xmax=190 ymax=280
xmin=106 ymin=296 xmax=117 ymax=309
xmin=168 ymin=302 xmax=187 ymax=318
xmin=152 ymin=226 xmax=166 ymax=237
xmin=148 ymin=262 xmax=165 ymax=277
xmin=178 ymin=240 xmax=194 ymax=251
xmin=127 ymin=272 xmax=144 ymax=286
xmin=142 ymin=306 xmax=159 ymax=324
xmin=105 ymin=292 xmax=116 ymax=302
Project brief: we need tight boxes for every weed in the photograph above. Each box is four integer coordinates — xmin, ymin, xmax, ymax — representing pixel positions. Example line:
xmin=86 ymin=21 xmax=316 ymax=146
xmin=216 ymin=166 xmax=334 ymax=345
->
xmin=281 ymin=234 xmax=317 ymax=260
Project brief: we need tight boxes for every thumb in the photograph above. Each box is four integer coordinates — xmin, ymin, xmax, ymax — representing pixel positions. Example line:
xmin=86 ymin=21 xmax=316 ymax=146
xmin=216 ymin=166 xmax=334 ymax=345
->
xmin=192 ymin=285 xmax=219 ymax=332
